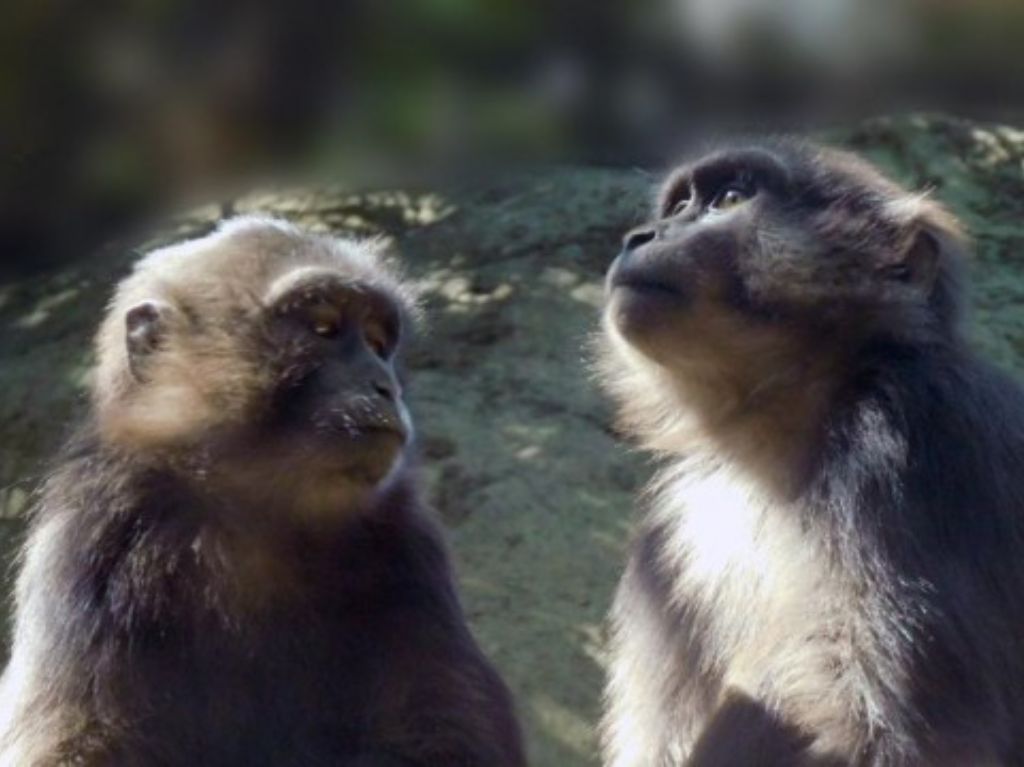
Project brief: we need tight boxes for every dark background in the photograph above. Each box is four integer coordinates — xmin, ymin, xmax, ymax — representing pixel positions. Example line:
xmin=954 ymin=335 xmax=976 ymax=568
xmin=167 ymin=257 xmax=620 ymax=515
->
xmin=3 ymin=0 xmax=1024 ymax=276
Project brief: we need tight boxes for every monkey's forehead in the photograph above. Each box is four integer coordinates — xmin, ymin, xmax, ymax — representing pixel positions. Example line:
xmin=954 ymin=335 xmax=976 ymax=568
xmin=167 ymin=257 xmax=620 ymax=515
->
xmin=660 ymin=139 xmax=905 ymax=200
xmin=121 ymin=216 xmax=417 ymax=314
xmin=137 ymin=216 xmax=385 ymax=282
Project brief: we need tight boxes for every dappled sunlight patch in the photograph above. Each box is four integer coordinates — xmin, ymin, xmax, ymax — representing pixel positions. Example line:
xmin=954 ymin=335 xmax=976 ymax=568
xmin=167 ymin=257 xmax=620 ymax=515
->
xmin=515 ymin=444 xmax=543 ymax=461
xmin=417 ymin=268 xmax=516 ymax=307
xmin=438 ymin=275 xmax=472 ymax=301
xmin=440 ymin=302 xmax=472 ymax=316
xmin=540 ymin=266 xmax=581 ymax=289
xmin=396 ymin=192 xmax=457 ymax=225
xmin=0 ymin=486 xmax=30 ymax=519
xmin=569 ymin=281 xmax=604 ymax=308
xmin=235 ymin=188 xmax=458 ymax=235
xmin=969 ymin=126 xmax=1024 ymax=169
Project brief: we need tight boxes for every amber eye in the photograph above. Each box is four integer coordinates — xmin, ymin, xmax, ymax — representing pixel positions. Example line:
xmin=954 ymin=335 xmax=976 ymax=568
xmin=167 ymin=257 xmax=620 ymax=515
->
xmin=306 ymin=304 xmax=342 ymax=339
xmin=709 ymin=186 xmax=751 ymax=212
xmin=313 ymin=321 xmax=338 ymax=338
xmin=364 ymin=326 xmax=391 ymax=358
xmin=669 ymin=193 xmax=692 ymax=217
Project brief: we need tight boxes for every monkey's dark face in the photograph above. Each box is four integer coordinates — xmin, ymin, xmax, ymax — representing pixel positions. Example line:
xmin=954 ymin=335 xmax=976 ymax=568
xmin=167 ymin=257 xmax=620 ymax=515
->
xmin=605 ymin=144 xmax=957 ymax=377
xmin=607 ymin=148 xmax=793 ymax=372
xmin=257 ymin=270 xmax=412 ymax=495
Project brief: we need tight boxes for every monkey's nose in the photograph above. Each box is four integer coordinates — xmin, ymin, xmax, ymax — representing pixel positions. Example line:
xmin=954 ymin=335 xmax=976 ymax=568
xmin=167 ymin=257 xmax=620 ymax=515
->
xmin=622 ymin=227 xmax=657 ymax=253
xmin=371 ymin=378 xmax=396 ymax=402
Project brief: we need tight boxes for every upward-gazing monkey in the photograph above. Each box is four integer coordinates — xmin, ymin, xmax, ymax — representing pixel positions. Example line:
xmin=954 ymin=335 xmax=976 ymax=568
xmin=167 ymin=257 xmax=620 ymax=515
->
xmin=599 ymin=142 xmax=1024 ymax=766
xmin=0 ymin=217 xmax=524 ymax=767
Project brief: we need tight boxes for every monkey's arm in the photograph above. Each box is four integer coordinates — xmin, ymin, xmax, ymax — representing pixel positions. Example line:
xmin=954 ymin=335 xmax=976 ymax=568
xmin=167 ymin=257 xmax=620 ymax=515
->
xmin=364 ymin=655 xmax=525 ymax=767
xmin=686 ymin=690 xmax=845 ymax=767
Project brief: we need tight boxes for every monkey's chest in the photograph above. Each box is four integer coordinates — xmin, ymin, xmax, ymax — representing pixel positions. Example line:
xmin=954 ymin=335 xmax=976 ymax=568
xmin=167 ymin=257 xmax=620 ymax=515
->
xmin=664 ymin=477 xmax=845 ymax=701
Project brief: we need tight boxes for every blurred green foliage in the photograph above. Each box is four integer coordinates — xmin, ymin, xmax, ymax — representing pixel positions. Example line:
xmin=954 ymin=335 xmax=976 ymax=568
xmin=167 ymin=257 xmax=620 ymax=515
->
xmin=2 ymin=0 xmax=1024 ymax=275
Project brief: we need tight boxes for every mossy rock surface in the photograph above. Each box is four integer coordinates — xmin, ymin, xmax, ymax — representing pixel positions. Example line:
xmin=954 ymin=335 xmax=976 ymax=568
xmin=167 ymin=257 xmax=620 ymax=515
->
xmin=2 ymin=114 xmax=1024 ymax=766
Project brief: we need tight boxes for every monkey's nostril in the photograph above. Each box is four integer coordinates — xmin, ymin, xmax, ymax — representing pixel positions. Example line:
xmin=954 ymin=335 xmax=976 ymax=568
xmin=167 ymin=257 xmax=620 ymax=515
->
xmin=623 ymin=228 xmax=657 ymax=252
xmin=372 ymin=381 xmax=395 ymax=401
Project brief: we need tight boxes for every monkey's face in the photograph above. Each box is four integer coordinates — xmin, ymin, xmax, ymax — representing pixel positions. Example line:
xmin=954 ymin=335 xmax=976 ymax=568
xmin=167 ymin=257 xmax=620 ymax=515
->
xmin=607 ymin=148 xmax=796 ymax=377
xmin=253 ymin=268 xmax=412 ymax=502
xmin=605 ymin=144 xmax=958 ymax=382
xmin=95 ymin=218 xmax=418 ymax=516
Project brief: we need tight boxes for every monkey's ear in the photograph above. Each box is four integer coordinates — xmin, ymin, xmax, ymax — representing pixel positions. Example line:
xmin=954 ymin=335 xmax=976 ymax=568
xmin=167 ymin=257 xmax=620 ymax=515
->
xmin=885 ymin=227 xmax=941 ymax=291
xmin=125 ymin=300 xmax=170 ymax=380
xmin=882 ymin=193 xmax=962 ymax=292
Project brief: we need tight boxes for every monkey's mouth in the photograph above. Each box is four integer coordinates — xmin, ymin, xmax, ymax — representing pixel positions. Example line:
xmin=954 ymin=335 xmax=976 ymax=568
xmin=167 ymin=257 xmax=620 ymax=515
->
xmin=606 ymin=255 xmax=686 ymax=302
xmin=607 ymin=270 xmax=689 ymax=312
xmin=609 ymin=277 xmax=682 ymax=300
xmin=325 ymin=418 xmax=408 ymax=445
xmin=312 ymin=421 xmax=407 ymax=483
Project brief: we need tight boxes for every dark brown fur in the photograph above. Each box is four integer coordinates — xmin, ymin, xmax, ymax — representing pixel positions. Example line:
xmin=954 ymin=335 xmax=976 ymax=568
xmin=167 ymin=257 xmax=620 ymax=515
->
xmin=599 ymin=142 xmax=1024 ymax=766
xmin=0 ymin=217 xmax=524 ymax=766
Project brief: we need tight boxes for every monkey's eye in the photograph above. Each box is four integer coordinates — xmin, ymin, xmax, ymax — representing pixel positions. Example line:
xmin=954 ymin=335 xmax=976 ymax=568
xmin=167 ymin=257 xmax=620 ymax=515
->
xmin=305 ymin=304 xmax=343 ymax=339
xmin=364 ymin=324 xmax=394 ymax=358
xmin=669 ymin=191 xmax=693 ymax=217
xmin=313 ymin=321 xmax=338 ymax=338
xmin=709 ymin=185 xmax=752 ymax=212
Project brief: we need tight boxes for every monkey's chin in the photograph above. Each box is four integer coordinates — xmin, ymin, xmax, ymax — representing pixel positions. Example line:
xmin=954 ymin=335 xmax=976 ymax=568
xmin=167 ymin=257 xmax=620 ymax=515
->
xmin=606 ymin=284 xmax=688 ymax=346
xmin=297 ymin=442 xmax=405 ymax=519
xmin=325 ymin=431 xmax=405 ymax=484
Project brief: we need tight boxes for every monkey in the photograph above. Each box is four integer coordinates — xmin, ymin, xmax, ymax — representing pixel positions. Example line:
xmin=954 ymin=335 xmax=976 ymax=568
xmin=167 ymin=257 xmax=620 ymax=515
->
xmin=0 ymin=216 xmax=525 ymax=767
xmin=597 ymin=141 xmax=1024 ymax=766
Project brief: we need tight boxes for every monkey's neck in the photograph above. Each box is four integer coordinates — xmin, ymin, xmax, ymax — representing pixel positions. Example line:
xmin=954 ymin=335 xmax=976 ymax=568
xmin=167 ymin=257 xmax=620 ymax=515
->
xmin=88 ymin=456 xmax=418 ymax=621
xmin=183 ymin=475 xmax=419 ymax=593
xmin=677 ymin=355 xmax=842 ymax=499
